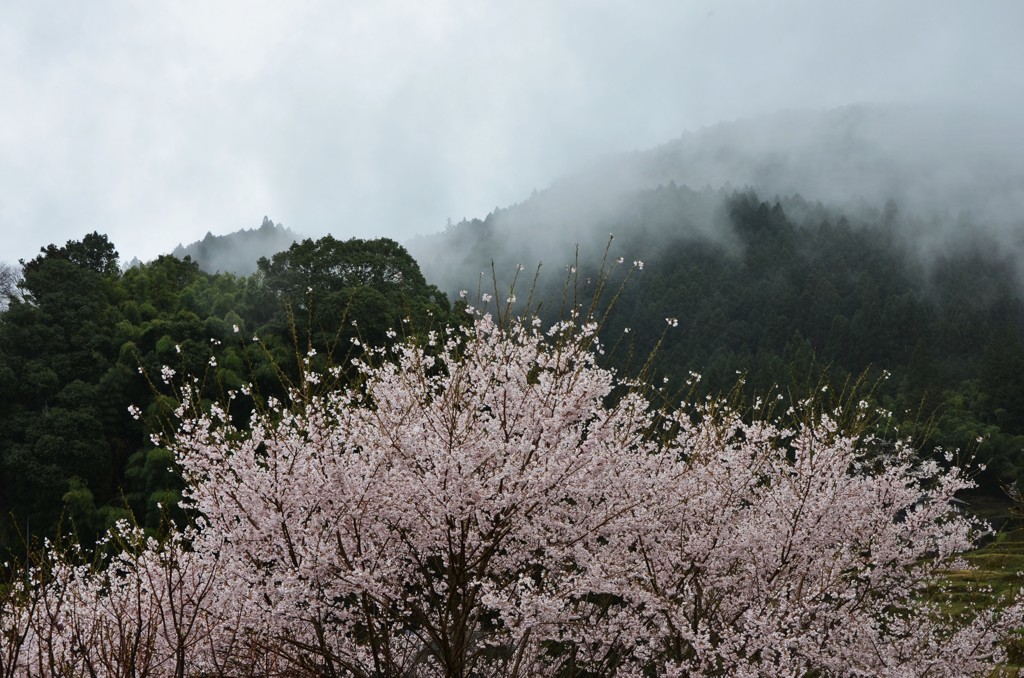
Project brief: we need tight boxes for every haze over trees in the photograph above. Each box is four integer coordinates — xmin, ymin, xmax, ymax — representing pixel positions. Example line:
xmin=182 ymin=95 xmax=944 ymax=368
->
xmin=410 ymin=105 xmax=1024 ymax=492
xmin=171 ymin=217 xmax=300 ymax=276
xmin=3 ymin=104 xmax=1024 ymax=675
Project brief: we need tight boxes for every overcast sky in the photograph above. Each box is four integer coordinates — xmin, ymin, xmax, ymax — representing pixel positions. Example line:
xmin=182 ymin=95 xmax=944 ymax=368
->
xmin=2 ymin=0 xmax=1022 ymax=265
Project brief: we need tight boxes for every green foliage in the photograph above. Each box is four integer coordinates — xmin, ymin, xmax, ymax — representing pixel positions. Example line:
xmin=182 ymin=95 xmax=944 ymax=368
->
xmin=21 ymin=231 xmax=120 ymax=278
xmin=0 ymin=232 xmax=451 ymax=557
xmin=62 ymin=477 xmax=98 ymax=537
xmin=257 ymin=235 xmax=450 ymax=365
xmin=609 ymin=192 xmax=1024 ymax=488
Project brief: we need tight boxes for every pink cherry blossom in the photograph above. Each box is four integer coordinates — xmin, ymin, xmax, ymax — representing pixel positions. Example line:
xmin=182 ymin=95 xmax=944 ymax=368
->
xmin=4 ymin=313 xmax=1022 ymax=677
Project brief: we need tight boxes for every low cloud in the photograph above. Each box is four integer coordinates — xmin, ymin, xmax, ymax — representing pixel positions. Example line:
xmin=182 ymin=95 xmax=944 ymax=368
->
xmin=2 ymin=1 xmax=1022 ymax=265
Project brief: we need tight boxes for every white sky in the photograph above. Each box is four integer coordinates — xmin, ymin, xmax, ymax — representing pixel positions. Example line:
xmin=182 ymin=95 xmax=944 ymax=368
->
xmin=1 ymin=0 xmax=1022 ymax=264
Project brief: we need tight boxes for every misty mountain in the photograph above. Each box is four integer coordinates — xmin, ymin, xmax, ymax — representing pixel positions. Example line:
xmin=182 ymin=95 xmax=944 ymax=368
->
xmin=407 ymin=105 xmax=1024 ymax=490
xmin=172 ymin=217 xmax=300 ymax=275
xmin=594 ymin=104 xmax=1024 ymax=227
xmin=409 ymin=104 xmax=1024 ymax=295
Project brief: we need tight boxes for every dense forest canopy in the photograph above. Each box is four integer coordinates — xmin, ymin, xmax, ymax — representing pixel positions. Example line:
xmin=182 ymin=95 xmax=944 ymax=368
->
xmin=0 ymin=233 xmax=452 ymax=557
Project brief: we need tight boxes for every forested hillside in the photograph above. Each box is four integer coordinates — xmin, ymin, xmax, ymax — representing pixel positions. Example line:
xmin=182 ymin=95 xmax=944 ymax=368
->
xmin=412 ymin=190 xmax=1024 ymax=492
xmin=403 ymin=107 xmax=1024 ymax=494
xmin=0 ymin=234 xmax=451 ymax=557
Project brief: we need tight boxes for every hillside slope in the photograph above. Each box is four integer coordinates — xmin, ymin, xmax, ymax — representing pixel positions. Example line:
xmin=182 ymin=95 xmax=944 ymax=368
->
xmin=407 ymin=105 xmax=1024 ymax=491
xmin=409 ymin=104 xmax=1024 ymax=295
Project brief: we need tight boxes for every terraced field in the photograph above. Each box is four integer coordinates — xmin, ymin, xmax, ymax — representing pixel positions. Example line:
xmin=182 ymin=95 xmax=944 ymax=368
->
xmin=944 ymin=497 xmax=1024 ymax=675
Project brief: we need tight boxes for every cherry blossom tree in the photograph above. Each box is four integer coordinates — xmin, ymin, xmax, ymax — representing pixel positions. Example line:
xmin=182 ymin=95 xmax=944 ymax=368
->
xmin=4 ymin=311 xmax=1023 ymax=676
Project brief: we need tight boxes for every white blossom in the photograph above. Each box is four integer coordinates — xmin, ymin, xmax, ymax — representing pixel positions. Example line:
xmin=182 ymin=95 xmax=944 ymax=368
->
xmin=8 ymin=313 xmax=1020 ymax=677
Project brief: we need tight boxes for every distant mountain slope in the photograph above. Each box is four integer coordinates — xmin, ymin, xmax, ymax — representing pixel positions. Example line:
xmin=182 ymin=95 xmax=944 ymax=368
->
xmin=172 ymin=217 xmax=300 ymax=275
xmin=406 ymin=105 xmax=1024 ymax=490
xmin=409 ymin=104 xmax=1024 ymax=295
xmin=570 ymin=104 xmax=1024 ymax=234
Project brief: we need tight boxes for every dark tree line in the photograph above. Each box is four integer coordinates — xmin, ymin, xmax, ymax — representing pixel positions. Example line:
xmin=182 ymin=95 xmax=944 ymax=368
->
xmin=0 ymin=233 xmax=452 ymax=558
xmin=417 ymin=185 xmax=1024 ymax=492
xmin=594 ymin=190 xmax=1024 ymax=490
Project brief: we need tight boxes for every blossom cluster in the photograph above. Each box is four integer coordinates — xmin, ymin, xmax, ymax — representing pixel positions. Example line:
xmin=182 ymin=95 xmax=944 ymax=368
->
xmin=2 ymin=313 xmax=1021 ymax=677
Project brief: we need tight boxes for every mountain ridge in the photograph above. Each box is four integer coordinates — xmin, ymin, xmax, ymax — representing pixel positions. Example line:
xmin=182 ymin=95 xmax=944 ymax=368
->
xmin=408 ymin=104 xmax=1024 ymax=296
